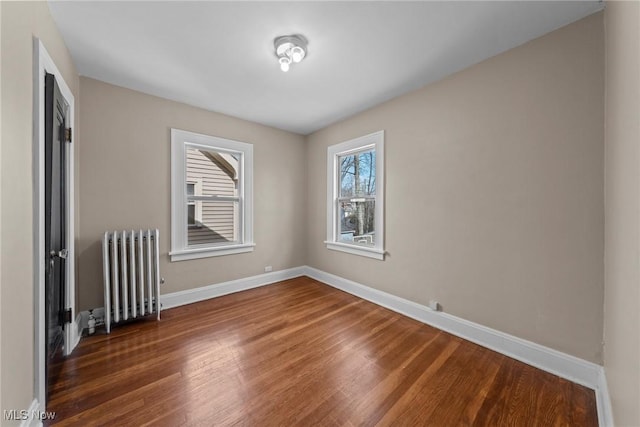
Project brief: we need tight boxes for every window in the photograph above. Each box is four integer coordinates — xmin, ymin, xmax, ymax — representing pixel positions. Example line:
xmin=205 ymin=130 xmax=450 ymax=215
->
xmin=170 ymin=129 xmax=254 ymax=261
xmin=326 ymin=131 xmax=384 ymax=260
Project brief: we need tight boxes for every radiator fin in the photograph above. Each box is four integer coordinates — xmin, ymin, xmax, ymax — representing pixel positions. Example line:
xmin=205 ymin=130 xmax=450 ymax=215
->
xmin=102 ymin=229 xmax=161 ymax=333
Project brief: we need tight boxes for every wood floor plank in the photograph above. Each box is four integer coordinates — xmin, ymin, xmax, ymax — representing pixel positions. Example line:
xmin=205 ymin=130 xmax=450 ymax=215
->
xmin=46 ymin=277 xmax=597 ymax=426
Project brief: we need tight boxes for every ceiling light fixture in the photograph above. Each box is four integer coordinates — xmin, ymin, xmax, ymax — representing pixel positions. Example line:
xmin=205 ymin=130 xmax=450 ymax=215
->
xmin=274 ymin=35 xmax=307 ymax=72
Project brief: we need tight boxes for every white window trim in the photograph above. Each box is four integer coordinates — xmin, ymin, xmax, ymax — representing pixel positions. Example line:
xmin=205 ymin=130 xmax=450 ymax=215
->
xmin=170 ymin=129 xmax=253 ymax=261
xmin=325 ymin=131 xmax=385 ymax=260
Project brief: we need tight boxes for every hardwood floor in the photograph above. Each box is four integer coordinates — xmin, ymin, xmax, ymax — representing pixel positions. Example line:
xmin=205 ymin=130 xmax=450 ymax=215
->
xmin=47 ymin=277 xmax=597 ymax=426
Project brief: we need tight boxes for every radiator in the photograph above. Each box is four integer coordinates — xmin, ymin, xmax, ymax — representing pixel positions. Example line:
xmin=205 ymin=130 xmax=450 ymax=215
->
xmin=102 ymin=229 xmax=161 ymax=333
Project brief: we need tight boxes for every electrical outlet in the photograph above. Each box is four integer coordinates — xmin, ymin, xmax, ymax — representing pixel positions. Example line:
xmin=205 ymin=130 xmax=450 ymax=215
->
xmin=428 ymin=300 xmax=441 ymax=311
xmin=264 ymin=266 xmax=273 ymax=272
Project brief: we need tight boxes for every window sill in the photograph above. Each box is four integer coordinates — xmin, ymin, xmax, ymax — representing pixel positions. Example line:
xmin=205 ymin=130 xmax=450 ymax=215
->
xmin=324 ymin=241 xmax=385 ymax=260
xmin=170 ymin=243 xmax=255 ymax=262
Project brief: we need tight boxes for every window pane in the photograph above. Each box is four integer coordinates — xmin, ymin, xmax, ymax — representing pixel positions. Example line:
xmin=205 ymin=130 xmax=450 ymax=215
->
xmin=186 ymin=148 xmax=239 ymax=197
xmin=339 ymin=149 xmax=375 ymax=198
xmin=186 ymin=183 xmax=195 ymax=196
xmin=187 ymin=203 xmax=196 ymax=226
xmin=338 ymin=199 xmax=375 ymax=246
xmin=188 ymin=201 xmax=238 ymax=246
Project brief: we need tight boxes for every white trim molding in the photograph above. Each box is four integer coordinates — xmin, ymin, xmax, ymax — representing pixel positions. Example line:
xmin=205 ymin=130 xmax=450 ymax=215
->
xmin=67 ymin=314 xmax=82 ymax=353
xmin=170 ymin=243 xmax=256 ymax=262
xmin=18 ymin=398 xmax=43 ymax=427
xmin=596 ymin=368 xmax=614 ymax=427
xmin=303 ymin=266 xmax=612 ymax=425
xmin=170 ymin=128 xmax=254 ymax=262
xmin=161 ymin=266 xmax=305 ymax=309
xmin=324 ymin=241 xmax=385 ymax=260
xmin=326 ymin=131 xmax=385 ymax=260
xmin=78 ymin=267 xmax=307 ymax=331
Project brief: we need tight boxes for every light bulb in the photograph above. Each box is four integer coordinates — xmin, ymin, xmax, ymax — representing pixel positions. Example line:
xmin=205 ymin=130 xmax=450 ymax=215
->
xmin=279 ymin=56 xmax=291 ymax=72
xmin=291 ymin=46 xmax=305 ymax=63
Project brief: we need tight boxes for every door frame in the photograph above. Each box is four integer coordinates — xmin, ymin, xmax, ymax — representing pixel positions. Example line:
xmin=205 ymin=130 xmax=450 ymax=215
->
xmin=32 ymin=38 xmax=77 ymax=410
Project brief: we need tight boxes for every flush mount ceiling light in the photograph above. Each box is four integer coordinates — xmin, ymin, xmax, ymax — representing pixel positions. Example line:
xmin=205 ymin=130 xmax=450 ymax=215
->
xmin=274 ymin=35 xmax=307 ymax=72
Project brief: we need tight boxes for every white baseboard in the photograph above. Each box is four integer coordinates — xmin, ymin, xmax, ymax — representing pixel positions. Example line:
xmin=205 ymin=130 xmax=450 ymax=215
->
xmin=596 ymin=368 xmax=614 ymax=427
xmin=160 ymin=266 xmax=307 ymax=309
xmin=78 ymin=266 xmax=307 ymax=329
xmin=303 ymin=266 xmax=605 ymax=392
xmin=18 ymin=398 xmax=43 ymax=427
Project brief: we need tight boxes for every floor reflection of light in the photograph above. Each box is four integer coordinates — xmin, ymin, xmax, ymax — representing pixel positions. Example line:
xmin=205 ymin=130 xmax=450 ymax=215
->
xmin=315 ymin=308 xmax=388 ymax=399
xmin=177 ymin=333 xmax=245 ymax=420
xmin=171 ymin=300 xmax=391 ymax=423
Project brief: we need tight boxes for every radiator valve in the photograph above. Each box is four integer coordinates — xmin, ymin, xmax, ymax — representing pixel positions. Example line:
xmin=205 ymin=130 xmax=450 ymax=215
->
xmin=88 ymin=309 xmax=96 ymax=335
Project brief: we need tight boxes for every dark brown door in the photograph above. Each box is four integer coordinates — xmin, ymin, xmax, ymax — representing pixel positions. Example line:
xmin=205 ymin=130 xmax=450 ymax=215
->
xmin=44 ymin=72 xmax=68 ymax=398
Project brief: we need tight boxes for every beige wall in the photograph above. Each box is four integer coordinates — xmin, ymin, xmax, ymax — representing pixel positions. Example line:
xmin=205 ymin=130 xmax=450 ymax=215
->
xmin=306 ymin=13 xmax=604 ymax=363
xmin=77 ymin=77 xmax=306 ymax=311
xmin=0 ymin=1 xmax=3 ymax=416
xmin=0 ymin=1 xmax=79 ymax=420
xmin=604 ymin=1 xmax=640 ymax=425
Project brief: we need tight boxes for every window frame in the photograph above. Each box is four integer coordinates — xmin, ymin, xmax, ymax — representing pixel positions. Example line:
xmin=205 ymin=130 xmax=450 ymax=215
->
xmin=170 ymin=128 xmax=254 ymax=261
xmin=326 ymin=131 xmax=385 ymax=260
xmin=186 ymin=179 xmax=202 ymax=228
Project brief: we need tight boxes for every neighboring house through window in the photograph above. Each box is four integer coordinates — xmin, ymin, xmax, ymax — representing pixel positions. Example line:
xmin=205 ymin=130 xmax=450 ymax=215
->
xmin=170 ymin=129 xmax=254 ymax=261
xmin=326 ymin=131 xmax=385 ymax=260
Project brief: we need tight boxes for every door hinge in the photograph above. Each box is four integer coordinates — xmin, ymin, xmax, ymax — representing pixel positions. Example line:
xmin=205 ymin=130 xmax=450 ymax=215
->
xmin=63 ymin=308 xmax=72 ymax=324
xmin=65 ymin=128 xmax=72 ymax=143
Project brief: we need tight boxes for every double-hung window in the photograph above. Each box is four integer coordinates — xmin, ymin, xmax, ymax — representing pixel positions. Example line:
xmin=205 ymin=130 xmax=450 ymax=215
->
xmin=326 ymin=131 xmax=384 ymax=260
xmin=170 ymin=129 xmax=254 ymax=261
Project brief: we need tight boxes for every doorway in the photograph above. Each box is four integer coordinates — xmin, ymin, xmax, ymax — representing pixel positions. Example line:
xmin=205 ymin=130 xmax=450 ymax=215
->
xmin=34 ymin=39 xmax=77 ymax=412
xmin=44 ymin=72 xmax=69 ymax=398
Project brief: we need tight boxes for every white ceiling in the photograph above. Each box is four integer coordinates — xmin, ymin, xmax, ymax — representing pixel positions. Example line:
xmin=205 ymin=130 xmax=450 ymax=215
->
xmin=48 ymin=1 xmax=603 ymax=135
